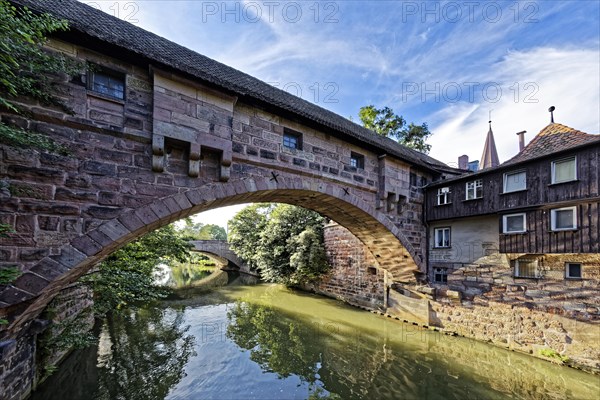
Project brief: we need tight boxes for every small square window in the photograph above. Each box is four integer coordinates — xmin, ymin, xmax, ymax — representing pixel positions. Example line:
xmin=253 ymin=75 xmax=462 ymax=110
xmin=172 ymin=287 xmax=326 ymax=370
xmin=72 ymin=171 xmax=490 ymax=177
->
xmin=565 ymin=263 xmax=582 ymax=279
xmin=552 ymin=157 xmax=577 ymax=184
xmin=434 ymin=267 xmax=448 ymax=283
xmin=350 ymin=152 xmax=365 ymax=169
xmin=504 ymin=171 xmax=526 ymax=193
xmin=551 ymin=206 xmax=577 ymax=231
xmin=466 ymin=179 xmax=483 ymax=200
xmin=433 ymin=227 xmax=451 ymax=248
xmin=283 ymin=128 xmax=302 ymax=150
xmin=88 ymin=65 xmax=125 ymax=100
xmin=515 ymin=259 xmax=538 ymax=278
xmin=503 ymin=213 xmax=526 ymax=233
xmin=437 ymin=187 xmax=451 ymax=205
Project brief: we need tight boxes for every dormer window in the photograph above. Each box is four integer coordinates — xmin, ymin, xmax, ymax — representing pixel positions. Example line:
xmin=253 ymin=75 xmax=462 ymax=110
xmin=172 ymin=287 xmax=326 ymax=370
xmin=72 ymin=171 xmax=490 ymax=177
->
xmin=551 ymin=157 xmax=577 ymax=184
xmin=437 ymin=187 xmax=451 ymax=205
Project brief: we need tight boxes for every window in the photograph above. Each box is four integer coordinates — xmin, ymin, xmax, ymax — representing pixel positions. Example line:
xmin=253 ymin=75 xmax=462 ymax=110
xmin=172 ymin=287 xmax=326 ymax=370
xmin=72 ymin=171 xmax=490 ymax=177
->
xmin=503 ymin=171 xmax=526 ymax=193
xmin=350 ymin=152 xmax=365 ymax=169
xmin=283 ymin=128 xmax=302 ymax=150
xmin=433 ymin=227 xmax=450 ymax=248
xmin=552 ymin=157 xmax=577 ymax=184
xmin=434 ymin=267 xmax=448 ymax=283
xmin=437 ymin=187 xmax=451 ymax=205
xmin=565 ymin=262 xmax=582 ymax=279
xmin=88 ymin=66 xmax=125 ymax=100
xmin=551 ymin=206 xmax=577 ymax=230
xmin=514 ymin=259 xmax=538 ymax=278
xmin=465 ymin=179 xmax=483 ymax=200
xmin=503 ymin=213 xmax=526 ymax=233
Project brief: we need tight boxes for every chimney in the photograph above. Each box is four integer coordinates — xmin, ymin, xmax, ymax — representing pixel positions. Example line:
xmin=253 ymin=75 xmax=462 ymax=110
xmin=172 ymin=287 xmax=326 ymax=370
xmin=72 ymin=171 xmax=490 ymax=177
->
xmin=458 ymin=155 xmax=469 ymax=170
xmin=516 ymin=130 xmax=526 ymax=152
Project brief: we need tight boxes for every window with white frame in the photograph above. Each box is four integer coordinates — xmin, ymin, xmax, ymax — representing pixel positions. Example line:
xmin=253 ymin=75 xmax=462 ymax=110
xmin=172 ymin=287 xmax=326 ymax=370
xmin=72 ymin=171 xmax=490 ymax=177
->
xmin=437 ymin=187 xmax=451 ymax=205
xmin=551 ymin=206 xmax=577 ymax=230
xmin=514 ymin=259 xmax=538 ymax=278
xmin=503 ymin=170 xmax=526 ymax=193
xmin=434 ymin=267 xmax=448 ymax=283
xmin=565 ymin=262 xmax=582 ymax=279
xmin=465 ymin=179 xmax=483 ymax=200
xmin=433 ymin=227 xmax=451 ymax=248
xmin=552 ymin=157 xmax=577 ymax=184
xmin=503 ymin=213 xmax=526 ymax=233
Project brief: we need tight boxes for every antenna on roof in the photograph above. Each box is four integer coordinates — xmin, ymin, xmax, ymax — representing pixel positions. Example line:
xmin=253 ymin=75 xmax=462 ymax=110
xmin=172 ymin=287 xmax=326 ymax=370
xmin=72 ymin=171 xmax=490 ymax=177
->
xmin=548 ymin=106 xmax=555 ymax=123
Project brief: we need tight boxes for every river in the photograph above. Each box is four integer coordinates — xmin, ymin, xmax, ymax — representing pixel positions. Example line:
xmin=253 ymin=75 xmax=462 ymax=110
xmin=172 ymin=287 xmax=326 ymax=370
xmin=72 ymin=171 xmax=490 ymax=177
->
xmin=31 ymin=278 xmax=600 ymax=399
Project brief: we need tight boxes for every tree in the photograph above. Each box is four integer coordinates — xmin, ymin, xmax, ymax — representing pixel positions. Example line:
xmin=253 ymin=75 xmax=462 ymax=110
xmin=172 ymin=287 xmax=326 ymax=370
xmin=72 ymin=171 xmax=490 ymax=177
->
xmin=228 ymin=204 xmax=330 ymax=286
xmin=358 ymin=105 xmax=432 ymax=153
xmin=0 ymin=0 xmax=80 ymax=152
xmin=87 ymin=224 xmax=192 ymax=315
xmin=228 ymin=204 xmax=272 ymax=271
xmin=178 ymin=218 xmax=227 ymax=240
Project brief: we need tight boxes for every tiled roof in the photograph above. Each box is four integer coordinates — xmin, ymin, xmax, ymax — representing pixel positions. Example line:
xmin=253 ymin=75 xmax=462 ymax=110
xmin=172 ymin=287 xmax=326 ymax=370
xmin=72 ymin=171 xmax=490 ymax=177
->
xmin=12 ymin=0 xmax=454 ymax=172
xmin=501 ymin=123 xmax=600 ymax=166
xmin=427 ymin=122 xmax=600 ymax=187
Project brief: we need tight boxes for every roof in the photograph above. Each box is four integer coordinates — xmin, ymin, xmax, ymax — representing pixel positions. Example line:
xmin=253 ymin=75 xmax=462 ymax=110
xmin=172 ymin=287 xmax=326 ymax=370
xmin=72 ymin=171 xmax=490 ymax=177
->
xmin=12 ymin=0 xmax=455 ymax=173
xmin=479 ymin=123 xmax=500 ymax=170
xmin=428 ymin=122 xmax=600 ymax=187
xmin=501 ymin=123 xmax=600 ymax=166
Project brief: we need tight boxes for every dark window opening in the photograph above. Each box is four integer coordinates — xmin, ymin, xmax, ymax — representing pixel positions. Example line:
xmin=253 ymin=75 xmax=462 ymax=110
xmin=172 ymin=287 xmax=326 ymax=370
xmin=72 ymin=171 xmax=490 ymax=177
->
xmin=434 ymin=267 xmax=448 ymax=283
xmin=283 ymin=128 xmax=302 ymax=150
xmin=350 ymin=152 xmax=365 ymax=169
xmin=367 ymin=266 xmax=377 ymax=275
xmin=565 ymin=263 xmax=582 ymax=279
xmin=88 ymin=65 xmax=125 ymax=100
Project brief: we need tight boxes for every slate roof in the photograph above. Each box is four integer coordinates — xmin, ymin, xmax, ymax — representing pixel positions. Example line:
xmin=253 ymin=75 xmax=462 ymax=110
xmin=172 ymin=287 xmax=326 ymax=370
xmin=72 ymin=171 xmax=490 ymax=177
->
xmin=12 ymin=0 xmax=455 ymax=173
xmin=479 ymin=123 xmax=500 ymax=170
xmin=501 ymin=123 xmax=600 ymax=167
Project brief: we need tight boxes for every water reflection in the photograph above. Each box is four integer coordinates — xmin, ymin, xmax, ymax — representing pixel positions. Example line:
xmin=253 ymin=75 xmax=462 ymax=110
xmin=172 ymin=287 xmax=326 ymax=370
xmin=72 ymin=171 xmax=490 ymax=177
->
xmin=32 ymin=285 xmax=600 ymax=400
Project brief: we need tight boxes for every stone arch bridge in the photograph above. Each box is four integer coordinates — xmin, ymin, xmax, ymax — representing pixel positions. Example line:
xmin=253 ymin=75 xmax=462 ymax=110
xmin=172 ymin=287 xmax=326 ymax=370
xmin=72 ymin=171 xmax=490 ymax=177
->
xmin=0 ymin=0 xmax=457 ymax=341
xmin=190 ymin=240 xmax=252 ymax=275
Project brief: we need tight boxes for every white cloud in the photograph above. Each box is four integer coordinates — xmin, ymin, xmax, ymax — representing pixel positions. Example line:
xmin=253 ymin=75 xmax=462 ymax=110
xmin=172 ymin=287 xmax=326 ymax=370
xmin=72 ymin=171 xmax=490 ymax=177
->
xmin=428 ymin=47 xmax=600 ymax=165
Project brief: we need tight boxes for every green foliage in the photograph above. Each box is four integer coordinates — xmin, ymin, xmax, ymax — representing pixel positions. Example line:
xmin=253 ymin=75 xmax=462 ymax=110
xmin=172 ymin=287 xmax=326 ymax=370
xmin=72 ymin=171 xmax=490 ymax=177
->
xmin=0 ymin=0 xmax=80 ymax=152
xmin=94 ymin=308 xmax=196 ymax=400
xmin=228 ymin=204 xmax=272 ymax=271
xmin=0 ymin=266 xmax=21 ymax=285
xmin=358 ymin=105 xmax=432 ymax=153
xmin=229 ymin=204 xmax=330 ymax=286
xmin=179 ymin=218 xmax=227 ymax=240
xmin=87 ymin=225 xmax=192 ymax=316
xmin=538 ymin=348 xmax=570 ymax=364
xmin=0 ymin=222 xmax=14 ymax=238
xmin=168 ymin=261 xmax=215 ymax=287
xmin=0 ymin=122 xmax=69 ymax=153
xmin=41 ymin=311 xmax=96 ymax=352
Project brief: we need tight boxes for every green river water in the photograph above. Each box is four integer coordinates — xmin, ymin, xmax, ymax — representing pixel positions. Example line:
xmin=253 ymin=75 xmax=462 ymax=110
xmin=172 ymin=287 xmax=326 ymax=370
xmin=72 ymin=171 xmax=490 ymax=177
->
xmin=31 ymin=279 xmax=600 ymax=400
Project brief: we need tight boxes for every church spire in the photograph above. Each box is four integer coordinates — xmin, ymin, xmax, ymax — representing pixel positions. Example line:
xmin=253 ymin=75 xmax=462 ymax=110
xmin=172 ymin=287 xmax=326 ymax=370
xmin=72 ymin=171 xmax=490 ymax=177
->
xmin=479 ymin=118 xmax=500 ymax=170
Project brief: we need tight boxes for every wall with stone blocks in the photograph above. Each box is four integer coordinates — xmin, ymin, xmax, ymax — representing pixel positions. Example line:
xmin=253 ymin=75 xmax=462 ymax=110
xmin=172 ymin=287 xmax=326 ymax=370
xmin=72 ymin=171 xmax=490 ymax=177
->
xmin=309 ymin=222 xmax=387 ymax=309
xmin=0 ymin=283 xmax=94 ymax=400
xmin=318 ymin=221 xmax=600 ymax=372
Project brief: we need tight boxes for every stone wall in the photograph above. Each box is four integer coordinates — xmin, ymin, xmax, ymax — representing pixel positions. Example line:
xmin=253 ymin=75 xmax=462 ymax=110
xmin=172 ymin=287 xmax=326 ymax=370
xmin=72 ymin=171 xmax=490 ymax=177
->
xmin=0 ymin=283 xmax=94 ymax=400
xmin=309 ymin=222 xmax=387 ymax=309
xmin=318 ymin=222 xmax=600 ymax=372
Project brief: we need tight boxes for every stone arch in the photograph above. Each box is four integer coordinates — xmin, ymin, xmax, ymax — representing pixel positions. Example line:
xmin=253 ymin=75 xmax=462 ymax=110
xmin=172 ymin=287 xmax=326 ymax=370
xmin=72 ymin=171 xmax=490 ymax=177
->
xmin=6 ymin=175 xmax=420 ymax=334
xmin=189 ymin=240 xmax=249 ymax=272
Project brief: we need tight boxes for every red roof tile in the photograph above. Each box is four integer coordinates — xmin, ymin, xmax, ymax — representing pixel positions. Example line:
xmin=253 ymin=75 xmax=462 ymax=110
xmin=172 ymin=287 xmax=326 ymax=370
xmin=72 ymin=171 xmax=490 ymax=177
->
xmin=501 ymin=123 xmax=600 ymax=166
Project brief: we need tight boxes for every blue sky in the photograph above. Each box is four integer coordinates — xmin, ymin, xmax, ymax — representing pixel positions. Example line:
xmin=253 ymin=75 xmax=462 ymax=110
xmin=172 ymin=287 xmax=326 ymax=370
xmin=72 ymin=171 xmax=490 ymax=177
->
xmin=80 ymin=0 xmax=600 ymax=226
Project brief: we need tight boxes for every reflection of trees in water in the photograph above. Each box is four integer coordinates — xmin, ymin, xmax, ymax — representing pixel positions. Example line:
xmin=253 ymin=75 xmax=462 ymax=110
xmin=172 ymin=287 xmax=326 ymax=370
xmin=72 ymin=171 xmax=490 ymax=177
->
xmin=226 ymin=301 xmax=323 ymax=381
xmin=169 ymin=262 xmax=214 ymax=287
xmin=94 ymin=307 xmax=196 ymax=400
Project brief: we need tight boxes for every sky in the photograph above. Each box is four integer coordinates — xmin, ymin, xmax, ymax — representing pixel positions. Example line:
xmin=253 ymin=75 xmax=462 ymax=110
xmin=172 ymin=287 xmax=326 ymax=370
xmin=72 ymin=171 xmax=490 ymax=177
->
xmin=79 ymin=0 xmax=600 ymax=227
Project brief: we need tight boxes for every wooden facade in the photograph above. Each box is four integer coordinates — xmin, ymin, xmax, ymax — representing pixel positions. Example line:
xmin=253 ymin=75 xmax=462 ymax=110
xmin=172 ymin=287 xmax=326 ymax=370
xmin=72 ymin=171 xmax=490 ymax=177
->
xmin=426 ymin=142 xmax=600 ymax=254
